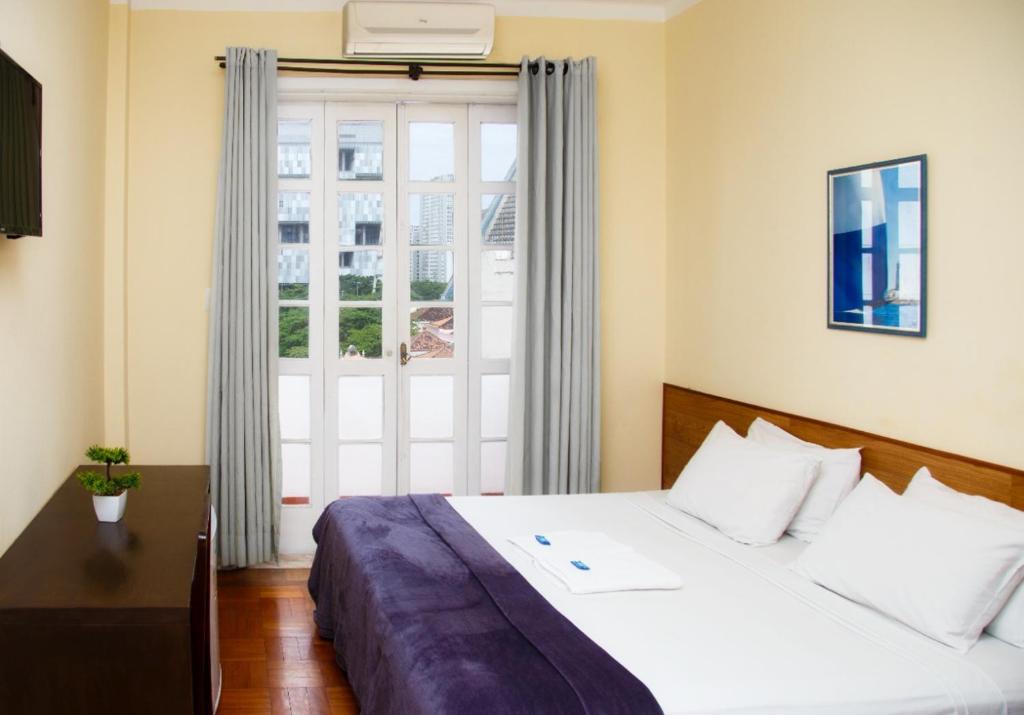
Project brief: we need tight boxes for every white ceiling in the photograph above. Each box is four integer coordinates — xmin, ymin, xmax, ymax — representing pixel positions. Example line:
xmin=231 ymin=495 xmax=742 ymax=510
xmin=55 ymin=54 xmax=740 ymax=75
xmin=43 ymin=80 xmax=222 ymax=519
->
xmin=109 ymin=0 xmax=702 ymax=22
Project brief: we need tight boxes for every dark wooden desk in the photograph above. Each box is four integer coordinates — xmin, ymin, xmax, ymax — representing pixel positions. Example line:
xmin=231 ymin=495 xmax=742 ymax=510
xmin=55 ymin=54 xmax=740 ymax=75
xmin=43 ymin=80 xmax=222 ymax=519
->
xmin=0 ymin=465 xmax=213 ymax=714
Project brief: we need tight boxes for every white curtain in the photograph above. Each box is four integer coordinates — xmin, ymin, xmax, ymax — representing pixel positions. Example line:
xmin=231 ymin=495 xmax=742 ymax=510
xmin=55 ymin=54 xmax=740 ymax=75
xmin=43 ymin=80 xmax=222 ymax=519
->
xmin=507 ymin=57 xmax=601 ymax=496
xmin=206 ymin=47 xmax=282 ymax=567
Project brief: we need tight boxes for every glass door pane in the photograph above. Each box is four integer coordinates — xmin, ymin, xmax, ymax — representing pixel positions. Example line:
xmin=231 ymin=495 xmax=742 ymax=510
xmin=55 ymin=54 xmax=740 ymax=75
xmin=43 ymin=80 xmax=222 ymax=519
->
xmin=277 ymin=102 xmax=326 ymax=554
xmin=324 ymin=103 xmax=399 ymax=504
xmin=467 ymin=105 xmax=517 ymax=496
xmin=397 ymin=104 xmax=469 ymax=497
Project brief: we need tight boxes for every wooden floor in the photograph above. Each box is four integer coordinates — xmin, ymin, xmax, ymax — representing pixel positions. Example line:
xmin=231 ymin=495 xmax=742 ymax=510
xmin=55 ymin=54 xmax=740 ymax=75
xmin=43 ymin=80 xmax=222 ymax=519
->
xmin=216 ymin=568 xmax=358 ymax=714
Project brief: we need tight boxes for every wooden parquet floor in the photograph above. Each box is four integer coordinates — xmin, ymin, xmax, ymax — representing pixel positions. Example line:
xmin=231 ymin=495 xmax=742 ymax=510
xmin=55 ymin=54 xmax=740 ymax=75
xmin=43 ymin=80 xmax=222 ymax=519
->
xmin=216 ymin=568 xmax=359 ymax=714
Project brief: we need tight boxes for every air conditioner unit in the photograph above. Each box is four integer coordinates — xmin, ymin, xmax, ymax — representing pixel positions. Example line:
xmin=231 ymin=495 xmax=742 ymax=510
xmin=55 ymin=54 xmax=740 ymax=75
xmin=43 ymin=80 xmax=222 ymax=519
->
xmin=343 ymin=2 xmax=495 ymax=59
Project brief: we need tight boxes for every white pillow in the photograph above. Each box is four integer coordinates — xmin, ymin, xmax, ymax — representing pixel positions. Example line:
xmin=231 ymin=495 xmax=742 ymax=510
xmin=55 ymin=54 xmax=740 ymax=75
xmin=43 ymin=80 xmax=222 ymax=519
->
xmin=792 ymin=473 xmax=1024 ymax=652
xmin=903 ymin=467 xmax=1024 ymax=648
xmin=667 ymin=421 xmax=820 ymax=546
xmin=746 ymin=417 xmax=861 ymax=542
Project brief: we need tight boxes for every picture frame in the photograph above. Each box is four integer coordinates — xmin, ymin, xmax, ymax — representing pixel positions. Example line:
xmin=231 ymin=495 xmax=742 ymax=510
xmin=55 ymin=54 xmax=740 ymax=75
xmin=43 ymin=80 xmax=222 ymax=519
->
xmin=827 ymin=155 xmax=927 ymax=337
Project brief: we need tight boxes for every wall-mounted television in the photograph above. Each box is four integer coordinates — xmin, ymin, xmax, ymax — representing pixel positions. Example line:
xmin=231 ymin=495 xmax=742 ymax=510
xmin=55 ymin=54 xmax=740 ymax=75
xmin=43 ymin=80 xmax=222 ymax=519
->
xmin=0 ymin=48 xmax=43 ymax=239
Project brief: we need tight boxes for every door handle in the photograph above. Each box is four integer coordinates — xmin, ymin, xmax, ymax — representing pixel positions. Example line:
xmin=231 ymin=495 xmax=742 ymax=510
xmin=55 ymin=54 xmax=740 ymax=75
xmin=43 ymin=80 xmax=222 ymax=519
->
xmin=400 ymin=342 xmax=409 ymax=366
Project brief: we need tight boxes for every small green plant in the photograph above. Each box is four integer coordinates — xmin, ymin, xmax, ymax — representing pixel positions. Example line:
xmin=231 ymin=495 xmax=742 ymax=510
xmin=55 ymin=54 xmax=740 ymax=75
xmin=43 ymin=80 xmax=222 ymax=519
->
xmin=77 ymin=445 xmax=142 ymax=497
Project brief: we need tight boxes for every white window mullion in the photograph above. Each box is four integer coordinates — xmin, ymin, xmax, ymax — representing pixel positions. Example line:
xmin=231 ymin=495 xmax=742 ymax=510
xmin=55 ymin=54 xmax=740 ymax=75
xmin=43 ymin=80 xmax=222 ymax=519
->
xmin=467 ymin=106 xmax=483 ymax=497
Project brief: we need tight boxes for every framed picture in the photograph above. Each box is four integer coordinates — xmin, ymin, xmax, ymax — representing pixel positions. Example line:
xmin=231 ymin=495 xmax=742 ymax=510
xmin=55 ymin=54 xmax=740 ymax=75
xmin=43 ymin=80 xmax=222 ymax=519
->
xmin=828 ymin=155 xmax=927 ymax=336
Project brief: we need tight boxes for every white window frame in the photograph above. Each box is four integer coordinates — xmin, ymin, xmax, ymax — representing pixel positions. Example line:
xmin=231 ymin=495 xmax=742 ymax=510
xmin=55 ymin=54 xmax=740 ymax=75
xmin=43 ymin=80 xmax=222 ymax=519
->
xmin=325 ymin=103 xmax=400 ymax=502
xmin=397 ymin=103 xmax=470 ymax=497
xmin=278 ymin=77 xmax=517 ymax=105
xmin=276 ymin=78 xmax=517 ymax=553
xmin=467 ymin=104 xmax=517 ymax=495
xmin=277 ymin=102 xmax=326 ymax=555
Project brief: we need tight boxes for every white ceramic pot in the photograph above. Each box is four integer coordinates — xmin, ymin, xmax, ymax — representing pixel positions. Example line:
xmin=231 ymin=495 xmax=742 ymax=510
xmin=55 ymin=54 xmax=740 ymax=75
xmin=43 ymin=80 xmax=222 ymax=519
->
xmin=93 ymin=492 xmax=128 ymax=523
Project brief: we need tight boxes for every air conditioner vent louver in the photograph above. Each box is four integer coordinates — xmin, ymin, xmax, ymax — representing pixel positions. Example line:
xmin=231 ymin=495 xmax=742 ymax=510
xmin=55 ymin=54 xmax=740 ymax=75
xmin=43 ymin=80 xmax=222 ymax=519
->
xmin=343 ymin=2 xmax=495 ymax=59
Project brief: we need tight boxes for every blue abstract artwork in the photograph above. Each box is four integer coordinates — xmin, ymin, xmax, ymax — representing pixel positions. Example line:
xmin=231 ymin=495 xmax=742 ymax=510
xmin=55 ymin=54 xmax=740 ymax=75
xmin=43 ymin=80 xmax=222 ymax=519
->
xmin=828 ymin=155 xmax=927 ymax=336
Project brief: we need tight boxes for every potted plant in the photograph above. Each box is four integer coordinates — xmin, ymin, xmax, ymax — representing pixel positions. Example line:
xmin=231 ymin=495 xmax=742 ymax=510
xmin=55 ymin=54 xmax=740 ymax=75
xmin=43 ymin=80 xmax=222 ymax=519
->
xmin=77 ymin=445 xmax=142 ymax=523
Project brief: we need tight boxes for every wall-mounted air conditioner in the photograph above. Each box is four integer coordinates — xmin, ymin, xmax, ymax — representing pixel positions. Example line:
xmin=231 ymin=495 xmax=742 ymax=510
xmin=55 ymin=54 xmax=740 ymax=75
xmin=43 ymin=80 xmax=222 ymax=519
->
xmin=343 ymin=2 xmax=495 ymax=59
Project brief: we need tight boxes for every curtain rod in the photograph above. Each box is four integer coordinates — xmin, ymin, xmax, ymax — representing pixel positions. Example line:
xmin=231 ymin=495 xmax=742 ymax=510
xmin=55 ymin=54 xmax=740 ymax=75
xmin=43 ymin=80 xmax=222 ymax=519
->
xmin=213 ymin=55 xmax=566 ymax=80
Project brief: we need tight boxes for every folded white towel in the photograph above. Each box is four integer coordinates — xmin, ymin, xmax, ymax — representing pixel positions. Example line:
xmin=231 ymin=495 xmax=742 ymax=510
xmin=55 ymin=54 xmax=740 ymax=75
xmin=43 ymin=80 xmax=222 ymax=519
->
xmin=508 ymin=531 xmax=682 ymax=595
xmin=508 ymin=530 xmax=632 ymax=560
xmin=533 ymin=551 xmax=683 ymax=594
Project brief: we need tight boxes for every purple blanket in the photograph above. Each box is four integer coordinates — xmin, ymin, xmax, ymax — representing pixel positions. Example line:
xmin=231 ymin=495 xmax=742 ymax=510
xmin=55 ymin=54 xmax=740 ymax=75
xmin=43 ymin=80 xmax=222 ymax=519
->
xmin=308 ymin=494 xmax=662 ymax=715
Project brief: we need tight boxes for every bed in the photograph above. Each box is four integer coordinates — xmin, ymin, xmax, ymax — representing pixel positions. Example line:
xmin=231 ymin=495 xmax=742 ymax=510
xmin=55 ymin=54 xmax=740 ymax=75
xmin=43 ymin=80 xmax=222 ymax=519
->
xmin=309 ymin=384 xmax=1024 ymax=714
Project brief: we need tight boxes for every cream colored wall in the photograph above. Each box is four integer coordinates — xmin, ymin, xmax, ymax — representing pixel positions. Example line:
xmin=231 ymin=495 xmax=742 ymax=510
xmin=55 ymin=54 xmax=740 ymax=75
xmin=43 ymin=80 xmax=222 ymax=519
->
xmin=0 ymin=0 xmax=110 ymax=553
xmin=116 ymin=11 xmax=666 ymax=491
xmin=665 ymin=0 xmax=1024 ymax=468
xmin=6 ymin=0 xmax=1016 ymax=552
xmin=104 ymin=3 xmax=129 ymax=444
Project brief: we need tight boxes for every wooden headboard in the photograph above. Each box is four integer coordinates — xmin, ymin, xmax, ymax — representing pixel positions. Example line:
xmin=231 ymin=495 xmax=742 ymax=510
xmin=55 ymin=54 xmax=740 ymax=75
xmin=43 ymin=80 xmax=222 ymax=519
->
xmin=661 ymin=384 xmax=1024 ymax=510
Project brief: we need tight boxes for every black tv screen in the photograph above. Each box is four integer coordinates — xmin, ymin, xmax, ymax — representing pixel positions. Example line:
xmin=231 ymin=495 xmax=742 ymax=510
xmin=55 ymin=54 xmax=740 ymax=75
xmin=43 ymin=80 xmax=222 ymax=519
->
xmin=0 ymin=48 xmax=42 ymax=238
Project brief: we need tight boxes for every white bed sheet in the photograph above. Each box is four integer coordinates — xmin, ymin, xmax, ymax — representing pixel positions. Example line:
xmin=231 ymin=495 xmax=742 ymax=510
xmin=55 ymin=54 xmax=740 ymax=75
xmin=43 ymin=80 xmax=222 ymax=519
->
xmin=448 ymin=490 xmax=1024 ymax=715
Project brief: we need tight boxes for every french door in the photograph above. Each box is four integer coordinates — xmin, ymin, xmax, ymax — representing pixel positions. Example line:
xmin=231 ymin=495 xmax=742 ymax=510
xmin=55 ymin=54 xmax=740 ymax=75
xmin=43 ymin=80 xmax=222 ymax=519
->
xmin=275 ymin=100 xmax=517 ymax=553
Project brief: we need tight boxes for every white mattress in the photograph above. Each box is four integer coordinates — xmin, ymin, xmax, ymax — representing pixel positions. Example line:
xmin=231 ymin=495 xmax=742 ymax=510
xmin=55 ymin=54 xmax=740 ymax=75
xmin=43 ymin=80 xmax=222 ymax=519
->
xmin=448 ymin=490 xmax=1024 ymax=715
